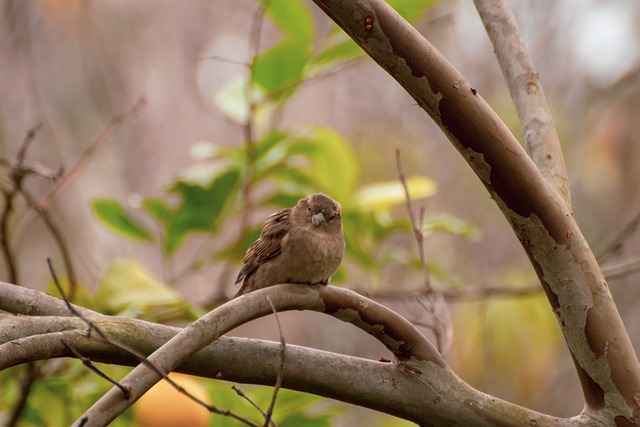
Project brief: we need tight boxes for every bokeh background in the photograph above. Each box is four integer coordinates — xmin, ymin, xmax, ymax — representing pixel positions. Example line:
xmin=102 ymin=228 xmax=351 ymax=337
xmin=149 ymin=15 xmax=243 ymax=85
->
xmin=2 ymin=0 xmax=640 ymax=425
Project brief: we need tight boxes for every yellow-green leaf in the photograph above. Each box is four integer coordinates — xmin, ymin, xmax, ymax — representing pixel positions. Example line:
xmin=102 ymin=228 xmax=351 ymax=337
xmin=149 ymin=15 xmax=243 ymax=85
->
xmin=352 ymin=176 xmax=437 ymax=212
xmin=92 ymin=199 xmax=153 ymax=242
xmin=94 ymin=259 xmax=181 ymax=313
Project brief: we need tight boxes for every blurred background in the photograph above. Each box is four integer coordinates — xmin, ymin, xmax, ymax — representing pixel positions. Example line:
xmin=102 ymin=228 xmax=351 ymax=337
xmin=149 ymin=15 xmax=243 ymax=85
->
xmin=1 ymin=0 xmax=640 ymax=425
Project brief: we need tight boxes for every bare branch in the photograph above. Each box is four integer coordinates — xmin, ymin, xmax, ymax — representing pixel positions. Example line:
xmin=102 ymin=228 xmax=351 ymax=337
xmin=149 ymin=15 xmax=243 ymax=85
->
xmin=22 ymin=190 xmax=78 ymax=299
xmin=395 ymin=149 xmax=430 ymax=290
xmin=601 ymin=257 xmax=640 ymax=281
xmin=208 ymin=2 xmax=268 ymax=304
xmin=597 ymin=209 xmax=640 ymax=262
xmin=474 ymin=0 xmax=571 ymax=207
xmin=264 ymin=297 xmax=285 ymax=427
xmin=311 ymin=0 xmax=640 ymax=416
xmin=47 ymin=261 xmax=254 ymax=424
xmin=1 ymin=123 xmax=44 ymax=427
xmin=0 ymin=123 xmax=43 ymax=284
xmin=0 ymin=284 xmax=568 ymax=426
xmin=231 ymin=386 xmax=271 ymax=426
xmin=12 ymin=98 xmax=146 ymax=247
xmin=63 ymin=341 xmax=130 ymax=397
xmin=41 ymin=97 xmax=146 ymax=211
xmin=73 ymin=284 xmax=445 ymax=426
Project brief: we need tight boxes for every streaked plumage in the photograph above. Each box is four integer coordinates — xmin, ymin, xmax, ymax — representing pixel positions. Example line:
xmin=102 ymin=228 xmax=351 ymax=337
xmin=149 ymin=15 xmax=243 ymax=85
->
xmin=234 ymin=193 xmax=345 ymax=297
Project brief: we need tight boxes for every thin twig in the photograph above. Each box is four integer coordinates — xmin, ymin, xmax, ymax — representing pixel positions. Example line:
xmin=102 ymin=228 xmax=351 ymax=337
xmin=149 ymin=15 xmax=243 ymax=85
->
xmin=62 ymin=342 xmax=130 ymax=397
xmin=47 ymin=257 xmax=164 ymax=399
xmin=161 ymin=378 xmax=259 ymax=426
xmin=354 ymin=285 xmax=541 ymax=302
xmin=601 ymin=257 xmax=640 ymax=281
xmin=232 ymin=386 xmax=270 ymax=418
xmin=225 ymin=297 xmax=286 ymax=427
xmin=16 ymin=123 xmax=43 ymax=165
xmin=48 ymin=259 xmax=255 ymax=424
xmin=230 ymin=386 xmax=274 ymax=427
xmin=395 ymin=150 xmax=450 ymax=353
xmin=12 ymin=98 xmax=146 ymax=247
xmin=0 ymin=123 xmax=43 ymax=284
xmin=597 ymin=210 xmax=640 ymax=262
xmin=442 ymin=285 xmax=541 ymax=301
xmin=6 ymin=362 xmax=39 ymax=427
xmin=264 ymin=296 xmax=286 ymax=427
xmin=21 ymin=189 xmax=78 ymax=300
xmin=395 ymin=149 xmax=431 ymax=290
xmin=2 ymin=124 xmax=44 ymax=427
xmin=41 ymin=98 xmax=146 ymax=211
xmin=361 ymin=252 xmax=640 ymax=304
xmin=211 ymin=2 xmax=269 ymax=304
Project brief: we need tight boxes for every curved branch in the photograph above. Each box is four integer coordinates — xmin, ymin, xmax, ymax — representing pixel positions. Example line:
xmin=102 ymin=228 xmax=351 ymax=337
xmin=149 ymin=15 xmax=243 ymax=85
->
xmin=311 ymin=0 xmax=640 ymax=423
xmin=74 ymin=284 xmax=445 ymax=426
xmin=0 ymin=312 xmax=569 ymax=426
xmin=0 ymin=280 xmax=99 ymax=317
xmin=473 ymin=0 xmax=571 ymax=207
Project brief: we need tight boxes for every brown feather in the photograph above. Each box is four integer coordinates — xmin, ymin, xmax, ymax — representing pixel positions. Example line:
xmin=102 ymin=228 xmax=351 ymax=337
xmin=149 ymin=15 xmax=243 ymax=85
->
xmin=233 ymin=193 xmax=344 ymax=298
xmin=234 ymin=208 xmax=291 ymax=284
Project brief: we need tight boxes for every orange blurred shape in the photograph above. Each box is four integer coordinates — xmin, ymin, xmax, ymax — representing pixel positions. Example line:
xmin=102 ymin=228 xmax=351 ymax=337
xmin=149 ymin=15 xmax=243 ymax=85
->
xmin=133 ymin=373 xmax=211 ymax=427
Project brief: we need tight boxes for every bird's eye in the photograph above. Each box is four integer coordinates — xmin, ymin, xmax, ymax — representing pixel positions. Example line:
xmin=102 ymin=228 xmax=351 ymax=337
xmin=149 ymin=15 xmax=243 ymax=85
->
xmin=307 ymin=206 xmax=311 ymax=212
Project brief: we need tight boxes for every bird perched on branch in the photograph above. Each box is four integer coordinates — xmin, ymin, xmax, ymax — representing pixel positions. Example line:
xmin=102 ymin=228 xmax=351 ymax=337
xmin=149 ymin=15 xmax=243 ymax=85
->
xmin=234 ymin=193 xmax=345 ymax=298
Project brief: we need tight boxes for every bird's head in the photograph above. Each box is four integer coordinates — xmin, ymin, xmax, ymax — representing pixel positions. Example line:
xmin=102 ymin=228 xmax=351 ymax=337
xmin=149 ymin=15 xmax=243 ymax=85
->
xmin=294 ymin=193 xmax=342 ymax=230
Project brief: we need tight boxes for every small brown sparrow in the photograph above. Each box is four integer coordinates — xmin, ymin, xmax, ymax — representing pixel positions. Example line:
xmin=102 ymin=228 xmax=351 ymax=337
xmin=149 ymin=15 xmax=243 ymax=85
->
xmin=234 ymin=193 xmax=345 ymax=297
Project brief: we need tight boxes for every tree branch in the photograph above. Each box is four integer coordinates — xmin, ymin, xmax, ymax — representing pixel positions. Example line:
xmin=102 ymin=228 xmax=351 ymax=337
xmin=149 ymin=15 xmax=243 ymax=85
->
xmin=311 ymin=0 xmax=640 ymax=422
xmin=73 ymin=284 xmax=445 ymax=426
xmin=473 ymin=0 xmax=571 ymax=207
xmin=0 ymin=283 xmax=571 ymax=426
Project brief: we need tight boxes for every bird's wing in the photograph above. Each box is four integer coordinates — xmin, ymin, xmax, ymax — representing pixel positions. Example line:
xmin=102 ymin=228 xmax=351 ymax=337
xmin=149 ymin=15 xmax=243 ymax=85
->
xmin=235 ymin=208 xmax=291 ymax=283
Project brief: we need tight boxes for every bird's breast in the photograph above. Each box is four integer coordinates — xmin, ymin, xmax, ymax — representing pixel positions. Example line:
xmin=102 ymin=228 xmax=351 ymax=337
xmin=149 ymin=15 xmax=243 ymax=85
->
xmin=280 ymin=226 xmax=344 ymax=282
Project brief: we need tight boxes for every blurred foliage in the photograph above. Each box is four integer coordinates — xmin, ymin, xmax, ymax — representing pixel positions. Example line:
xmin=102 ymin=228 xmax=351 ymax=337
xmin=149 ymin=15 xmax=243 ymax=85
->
xmin=449 ymin=269 xmax=562 ymax=405
xmin=0 ymin=1 xmax=483 ymax=426
xmin=89 ymin=0 xmax=475 ymax=288
xmin=0 ymin=362 xmax=343 ymax=427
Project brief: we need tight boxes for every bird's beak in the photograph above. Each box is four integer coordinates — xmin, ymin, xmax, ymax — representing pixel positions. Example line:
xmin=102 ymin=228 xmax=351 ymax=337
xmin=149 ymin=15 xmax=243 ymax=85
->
xmin=312 ymin=212 xmax=325 ymax=225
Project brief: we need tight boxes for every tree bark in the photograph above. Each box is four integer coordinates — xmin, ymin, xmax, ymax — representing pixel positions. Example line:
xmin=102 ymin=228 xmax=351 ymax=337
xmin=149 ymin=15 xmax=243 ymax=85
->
xmin=311 ymin=0 xmax=640 ymax=424
xmin=0 ymin=282 xmax=572 ymax=426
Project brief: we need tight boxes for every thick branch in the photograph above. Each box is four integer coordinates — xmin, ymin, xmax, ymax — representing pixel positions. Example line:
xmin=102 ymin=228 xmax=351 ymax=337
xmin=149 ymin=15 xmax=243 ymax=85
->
xmin=311 ymin=0 xmax=640 ymax=423
xmin=0 ymin=280 xmax=99 ymax=317
xmin=0 ymin=311 xmax=568 ymax=426
xmin=74 ymin=284 xmax=445 ymax=426
xmin=474 ymin=0 xmax=571 ymax=207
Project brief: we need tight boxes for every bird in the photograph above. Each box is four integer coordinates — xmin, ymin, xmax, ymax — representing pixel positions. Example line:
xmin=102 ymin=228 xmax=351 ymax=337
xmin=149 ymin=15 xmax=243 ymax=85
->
xmin=234 ymin=193 xmax=345 ymax=298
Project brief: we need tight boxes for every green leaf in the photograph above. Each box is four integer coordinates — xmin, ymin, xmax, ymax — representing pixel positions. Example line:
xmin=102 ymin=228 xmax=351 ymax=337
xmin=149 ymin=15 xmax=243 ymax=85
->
xmin=422 ymin=213 xmax=481 ymax=240
xmin=177 ymin=162 xmax=234 ymax=188
xmin=352 ymin=176 xmax=437 ymax=212
xmin=94 ymin=259 xmax=182 ymax=313
xmin=142 ymin=197 xmax=170 ymax=224
xmin=280 ymin=414 xmax=332 ymax=427
xmin=269 ymin=167 xmax=316 ymax=194
xmin=256 ymin=130 xmax=289 ymax=159
xmin=265 ymin=0 xmax=315 ymax=48
xmin=290 ymin=128 xmax=360 ymax=201
xmin=387 ymin=0 xmax=437 ymax=22
xmin=165 ymin=168 xmax=240 ymax=253
xmin=46 ymin=277 xmax=94 ymax=310
xmin=92 ymin=199 xmax=153 ymax=242
xmin=310 ymin=38 xmax=364 ymax=75
xmin=254 ymin=131 xmax=290 ymax=175
xmin=253 ymin=39 xmax=308 ymax=95
xmin=214 ymin=75 xmax=265 ymax=124
xmin=259 ymin=191 xmax=305 ymax=210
